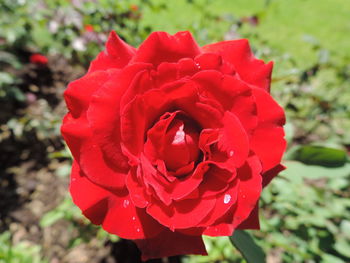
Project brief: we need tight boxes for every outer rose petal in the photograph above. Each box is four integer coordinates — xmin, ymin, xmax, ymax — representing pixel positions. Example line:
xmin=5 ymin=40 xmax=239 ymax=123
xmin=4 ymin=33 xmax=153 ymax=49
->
xmin=132 ymin=31 xmax=201 ymax=66
xmin=64 ymin=70 xmax=113 ymax=118
xmin=70 ymin=161 xmax=110 ymax=225
xmin=88 ymin=31 xmax=136 ymax=73
xmin=236 ymin=202 xmax=260 ymax=230
xmin=262 ymin=164 xmax=286 ymax=187
xmin=202 ymin=39 xmax=273 ymax=91
xmin=70 ymin=161 xmax=162 ymax=239
xmin=88 ymin=64 xmax=153 ymax=171
xmin=134 ymin=229 xmax=207 ymax=261
xmin=62 ymin=113 xmax=127 ymax=190
xmin=250 ymin=87 xmax=286 ymax=172
xmin=232 ymin=155 xmax=262 ymax=228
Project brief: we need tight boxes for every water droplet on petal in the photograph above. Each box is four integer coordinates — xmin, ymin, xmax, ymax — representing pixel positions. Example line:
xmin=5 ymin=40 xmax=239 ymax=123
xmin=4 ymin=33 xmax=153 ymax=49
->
xmin=136 ymin=228 xmax=140 ymax=232
xmin=196 ymin=63 xmax=201 ymax=69
xmin=132 ymin=216 xmax=136 ymax=221
xmin=123 ymin=199 xmax=130 ymax=208
xmin=229 ymin=150 xmax=234 ymax=157
xmin=224 ymin=194 xmax=231 ymax=204
xmin=242 ymin=194 xmax=246 ymax=199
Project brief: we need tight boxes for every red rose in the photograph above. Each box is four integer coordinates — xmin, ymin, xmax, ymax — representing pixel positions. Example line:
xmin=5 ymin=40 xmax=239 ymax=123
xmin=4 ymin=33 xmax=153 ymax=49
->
xmin=30 ymin=53 xmax=48 ymax=65
xmin=61 ymin=31 xmax=286 ymax=260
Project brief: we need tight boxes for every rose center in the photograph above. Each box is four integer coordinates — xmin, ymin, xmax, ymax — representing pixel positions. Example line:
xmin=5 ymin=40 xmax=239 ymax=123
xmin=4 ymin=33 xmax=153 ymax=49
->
xmin=163 ymin=118 xmax=200 ymax=172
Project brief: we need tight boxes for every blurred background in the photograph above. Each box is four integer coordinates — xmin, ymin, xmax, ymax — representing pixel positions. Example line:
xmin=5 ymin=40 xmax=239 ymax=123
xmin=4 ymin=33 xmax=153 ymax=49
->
xmin=1 ymin=0 xmax=350 ymax=262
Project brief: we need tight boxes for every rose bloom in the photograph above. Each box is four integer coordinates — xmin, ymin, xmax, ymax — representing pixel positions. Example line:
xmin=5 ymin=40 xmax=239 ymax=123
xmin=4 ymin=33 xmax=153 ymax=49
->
xmin=61 ymin=31 xmax=286 ymax=260
xmin=30 ymin=53 xmax=48 ymax=65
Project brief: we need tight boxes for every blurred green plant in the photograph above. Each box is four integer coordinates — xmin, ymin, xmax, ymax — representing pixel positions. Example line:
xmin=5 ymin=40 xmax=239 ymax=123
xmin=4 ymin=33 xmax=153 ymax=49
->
xmin=0 ymin=232 xmax=47 ymax=263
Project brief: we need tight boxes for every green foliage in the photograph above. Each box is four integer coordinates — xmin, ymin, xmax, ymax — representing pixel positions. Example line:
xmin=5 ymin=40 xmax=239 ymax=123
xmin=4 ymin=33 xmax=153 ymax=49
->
xmin=230 ymin=230 xmax=265 ymax=263
xmin=0 ymin=232 xmax=47 ymax=263
xmin=258 ymin=159 xmax=350 ymax=262
xmin=40 ymin=196 xmax=82 ymax=228
xmin=291 ymin=145 xmax=348 ymax=167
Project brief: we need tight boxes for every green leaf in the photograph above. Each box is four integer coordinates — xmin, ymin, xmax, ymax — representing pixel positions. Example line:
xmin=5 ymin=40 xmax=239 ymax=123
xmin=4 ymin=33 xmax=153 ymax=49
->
xmin=230 ymin=230 xmax=266 ymax=263
xmin=291 ymin=145 xmax=348 ymax=167
xmin=334 ymin=237 xmax=350 ymax=257
xmin=282 ymin=161 xmax=350 ymax=180
xmin=40 ymin=210 xmax=65 ymax=227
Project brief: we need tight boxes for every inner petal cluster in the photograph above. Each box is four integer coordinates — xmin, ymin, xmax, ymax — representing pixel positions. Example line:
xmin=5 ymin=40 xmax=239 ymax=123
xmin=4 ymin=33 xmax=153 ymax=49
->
xmin=163 ymin=116 xmax=200 ymax=173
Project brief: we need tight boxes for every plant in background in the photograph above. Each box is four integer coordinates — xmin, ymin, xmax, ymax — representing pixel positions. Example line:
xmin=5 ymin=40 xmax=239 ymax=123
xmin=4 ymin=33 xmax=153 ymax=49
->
xmin=61 ymin=30 xmax=286 ymax=260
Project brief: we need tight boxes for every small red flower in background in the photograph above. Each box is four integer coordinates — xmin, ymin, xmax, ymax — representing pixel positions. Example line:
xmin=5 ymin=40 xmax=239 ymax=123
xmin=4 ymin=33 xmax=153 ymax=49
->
xmin=30 ymin=53 xmax=48 ymax=65
xmin=61 ymin=31 xmax=286 ymax=260
xmin=84 ymin=24 xmax=94 ymax=32
xmin=130 ymin=4 xmax=139 ymax=12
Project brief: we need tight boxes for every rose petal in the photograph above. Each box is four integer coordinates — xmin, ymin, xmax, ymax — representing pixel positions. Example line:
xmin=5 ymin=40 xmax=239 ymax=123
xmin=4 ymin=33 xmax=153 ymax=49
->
xmin=132 ymin=31 xmax=201 ymax=66
xmin=169 ymin=162 xmax=209 ymax=201
xmin=202 ymin=39 xmax=273 ymax=91
xmin=146 ymin=195 xmax=216 ymax=230
xmin=250 ymin=87 xmax=286 ymax=172
xmin=203 ymin=155 xmax=262 ymax=236
xmin=198 ymin=178 xmax=239 ymax=227
xmin=217 ymin=111 xmax=250 ymax=167
xmin=232 ymin=155 xmax=262 ymax=228
xmin=194 ymin=53 xmax=222 ymax=70
xmin=140 ymin=154 xmax=173 ymax=206
xmin=61 ymin=113 xmax=90 ymax=160
xmin=88 ymin=31 xmax=136 ymax=73
xmin=70 ymin=161 xmax=162 ymax=239
xmin=203 ymin=210 xmax=234 ymax=236
xmin=70 ymin=161 xmax=110 ymax=224
xmin=144 ymin=110 xmax=183 ymax=165
xmin=192 ymin=71 xmax=258 ymax=134
xmin=236 ymin=202 xmax=260 ymax=230
xmin=126 ymin=166 xmax=150 ymax=208
xmin=262 ymin=164 xmax=286 ymax=187
xmin=64 ymin=70 xmax=114 ymax=118
xmin=197 ymin=164 xmax=237 ymax=198
xmin=88 ymin=64 xmax=152 ymax=171
xmin=62 ymin=113 xmax=127 ymax=190
xmin=134 ymin=229 xmax=207 ymax=261
xmin=102 ymin=195 xmax=163 ymax=240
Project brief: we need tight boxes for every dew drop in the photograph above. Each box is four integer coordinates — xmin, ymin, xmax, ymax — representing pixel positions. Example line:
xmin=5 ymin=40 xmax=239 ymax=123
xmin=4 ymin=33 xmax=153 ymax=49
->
xmin=123 ymin=199 xmax=130 ymax=208
xmin=229 ymin=150 xmax=234 ymax=157
xmin=242 ymin=194 xmax=246 ymax=199
xmin=132 ymin=216 xmax=136 ymax=221
xmin=224 ymin=194 xmax=231 ymax=204
xmin=196 ymin=63 xmax=201 ymax=69
xmin=136 ymin=228 xmax=140 ymax=232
